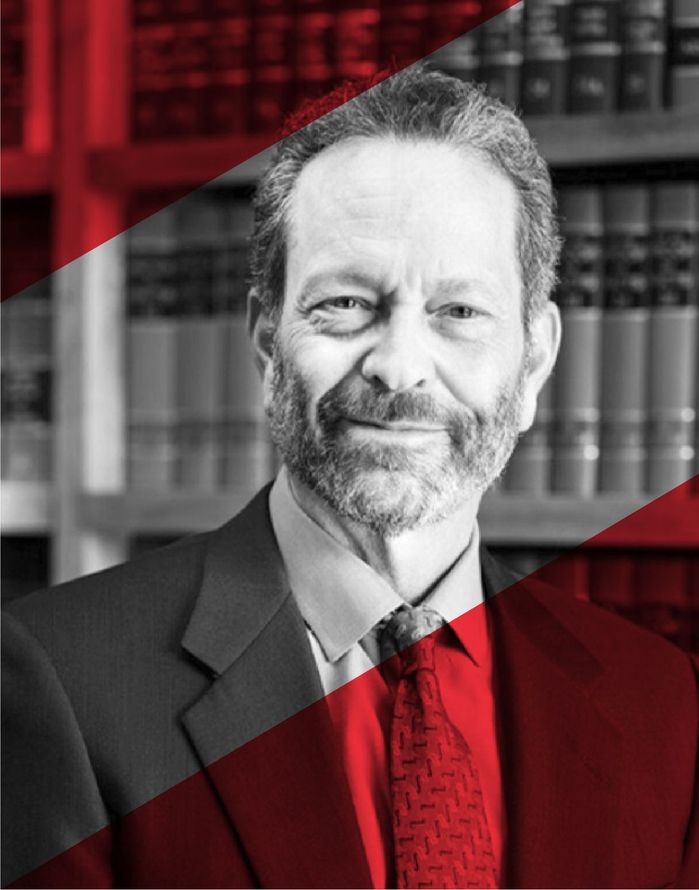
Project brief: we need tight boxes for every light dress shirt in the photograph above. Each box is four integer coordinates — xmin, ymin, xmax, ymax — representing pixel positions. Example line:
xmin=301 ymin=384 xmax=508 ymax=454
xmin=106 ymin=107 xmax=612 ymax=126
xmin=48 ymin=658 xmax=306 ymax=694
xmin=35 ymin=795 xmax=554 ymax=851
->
xmin=269 ymin=467 xmax=504 ymax=888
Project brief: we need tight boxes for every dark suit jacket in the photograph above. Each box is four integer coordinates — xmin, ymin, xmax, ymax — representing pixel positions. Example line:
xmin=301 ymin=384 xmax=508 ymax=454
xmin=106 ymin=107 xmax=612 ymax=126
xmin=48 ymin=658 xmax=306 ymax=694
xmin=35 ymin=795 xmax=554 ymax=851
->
xmin=3 ymin=487 xmax=699 ymax=888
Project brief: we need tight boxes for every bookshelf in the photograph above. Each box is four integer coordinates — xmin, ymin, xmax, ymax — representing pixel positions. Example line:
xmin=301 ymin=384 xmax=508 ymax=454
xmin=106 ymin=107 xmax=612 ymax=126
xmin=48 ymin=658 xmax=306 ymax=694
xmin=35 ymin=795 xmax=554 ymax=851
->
xmin=2 ymin=0 xmax=698 ymax=605
xmin=79 ymin=490 xmax=699 ymax=549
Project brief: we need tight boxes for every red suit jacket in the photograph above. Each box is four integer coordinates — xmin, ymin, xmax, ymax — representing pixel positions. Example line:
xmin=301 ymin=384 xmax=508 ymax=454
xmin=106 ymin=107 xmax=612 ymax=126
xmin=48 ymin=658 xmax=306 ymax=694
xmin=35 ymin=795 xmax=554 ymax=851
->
xmin=3 ymin=487 xmax=699 ymax=888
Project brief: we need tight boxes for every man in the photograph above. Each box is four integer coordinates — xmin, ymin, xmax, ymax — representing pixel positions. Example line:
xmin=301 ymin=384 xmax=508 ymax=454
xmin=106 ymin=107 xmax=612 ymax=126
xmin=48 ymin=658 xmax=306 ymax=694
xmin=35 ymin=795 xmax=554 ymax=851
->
xmin=3 ymin=65 xmax=698 ymax=889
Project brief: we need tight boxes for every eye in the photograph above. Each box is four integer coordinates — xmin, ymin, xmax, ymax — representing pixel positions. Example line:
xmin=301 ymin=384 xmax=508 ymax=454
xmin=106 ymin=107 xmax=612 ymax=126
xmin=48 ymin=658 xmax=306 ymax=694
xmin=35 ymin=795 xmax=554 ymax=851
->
xmin=324 ymin=296 xmax=365 ymax=310
xmin=310 ymin=296 xmax=376 ymax=335
xmin=440 ymin=304 xmax=477 ymax=320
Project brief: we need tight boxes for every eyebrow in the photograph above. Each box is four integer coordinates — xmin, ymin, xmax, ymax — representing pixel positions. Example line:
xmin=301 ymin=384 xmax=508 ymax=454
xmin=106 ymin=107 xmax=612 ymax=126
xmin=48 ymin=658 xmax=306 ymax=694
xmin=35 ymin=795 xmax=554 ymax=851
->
xmin=296 ymin=270 xmax=501 ymax=303
xmin=297 ymin=269 xmax=381 ymax=301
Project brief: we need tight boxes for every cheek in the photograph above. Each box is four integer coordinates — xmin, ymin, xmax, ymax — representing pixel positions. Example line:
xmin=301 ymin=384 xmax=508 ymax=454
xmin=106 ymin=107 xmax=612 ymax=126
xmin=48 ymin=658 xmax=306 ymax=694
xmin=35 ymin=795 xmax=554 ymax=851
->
xmin=281 ymin=325 xmax=360 ymax=404
xmin=436 ymin=331 xmax=524 ymax=408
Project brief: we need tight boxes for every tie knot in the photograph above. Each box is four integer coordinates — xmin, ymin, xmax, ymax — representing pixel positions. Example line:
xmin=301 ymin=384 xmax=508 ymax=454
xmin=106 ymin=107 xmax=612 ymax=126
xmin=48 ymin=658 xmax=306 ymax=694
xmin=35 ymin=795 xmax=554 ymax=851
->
xmin=379 ymin=605 xmax=444 ymax=670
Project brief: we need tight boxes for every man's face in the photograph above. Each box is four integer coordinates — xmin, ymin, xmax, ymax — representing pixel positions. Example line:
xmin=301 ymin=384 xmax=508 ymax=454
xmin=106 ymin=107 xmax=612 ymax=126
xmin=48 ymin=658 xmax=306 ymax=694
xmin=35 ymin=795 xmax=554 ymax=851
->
xmin=254 ymin=137 xmax=557 ymax=534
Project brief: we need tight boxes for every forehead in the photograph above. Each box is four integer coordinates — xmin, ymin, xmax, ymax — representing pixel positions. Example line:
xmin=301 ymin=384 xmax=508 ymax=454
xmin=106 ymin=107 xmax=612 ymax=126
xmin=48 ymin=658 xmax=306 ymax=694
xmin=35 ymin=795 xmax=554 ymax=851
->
xmin=286 ymin=136 xmax=519 ymax=284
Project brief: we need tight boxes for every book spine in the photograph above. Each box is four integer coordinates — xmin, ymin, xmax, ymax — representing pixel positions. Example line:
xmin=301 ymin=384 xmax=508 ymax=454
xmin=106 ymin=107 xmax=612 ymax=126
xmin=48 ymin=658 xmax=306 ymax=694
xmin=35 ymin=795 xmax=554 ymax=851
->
xmin=568 ymin=0 xmax=622 ymax=113
xmin=504 ymin=375 xmax=553 ymax=493
xmin=599 ymin=184 xmax=650 ymax=493
xmin=175 ymin=194 xmax=226 ymax=489
xmin=429 ymin=32 xmax=480 ymax=82
xmin=521 ymin=0 xmax=572 ymax=115
xmin=0 ymin=361 xmax=52 ymax=482
xmin=126 ymin=206 xmax=179 ymax=488
xmin=634 ymin=552 xmax=691 ymax=649
xmin=1 ymin=1 xmax=25 ymax=148
xmin=250 ymin=11 xmax=293 ymax=131
xmin=647 ymin=181 xmax=699 ymax=492
xmin=552 ymin=186 xmax=604 ymax=495
xmin=334 ymin=1 xmax=380 ymax=79
xmin=478 ymin=3 xmax=524 ymax=106
xmin=378 ymin=1 xmax=428 ymax=68
xmin=669 ymin=0 xmax=699 ymax=107
xmin=219 ymin=196 xmax=274 ymax=490
xmin=618 ymin=0 xmax=667 ymax=111
xmin=587 ymin=551 xmax=636 ymax=621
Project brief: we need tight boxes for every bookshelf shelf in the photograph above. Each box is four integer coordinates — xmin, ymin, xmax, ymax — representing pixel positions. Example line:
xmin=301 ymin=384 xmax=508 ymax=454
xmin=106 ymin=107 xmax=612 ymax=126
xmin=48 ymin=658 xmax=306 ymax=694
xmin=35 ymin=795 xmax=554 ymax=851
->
xmin=1 ymin=150 xmax=53 ymax=196
xmin=89 ymin=137 xmax=274 ymax=192
xmin=1 ymin=482 xmax=53 ymax=533
xmin=78 ymin=491 xmax=699 ymax=549
xmin=527 ymin=108 xmax=699 ymax=168
xmin=85 ymin=108 xmax=699 ymax=197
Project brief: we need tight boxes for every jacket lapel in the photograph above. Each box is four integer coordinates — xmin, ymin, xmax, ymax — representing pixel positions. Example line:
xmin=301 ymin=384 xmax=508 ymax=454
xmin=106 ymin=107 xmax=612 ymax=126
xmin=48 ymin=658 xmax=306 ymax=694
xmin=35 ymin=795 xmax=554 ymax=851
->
xmin=180 ymin=488 xmax=372 ymax=889
xmin=482 ymin=550 xmax=625 ymax=889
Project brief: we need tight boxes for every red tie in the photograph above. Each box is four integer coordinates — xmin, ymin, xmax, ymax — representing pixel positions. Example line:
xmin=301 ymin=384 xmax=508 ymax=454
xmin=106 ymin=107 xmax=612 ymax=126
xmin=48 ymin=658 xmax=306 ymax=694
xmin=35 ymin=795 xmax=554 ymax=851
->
xmin=380 ymin=606 xmax=498 ymax=889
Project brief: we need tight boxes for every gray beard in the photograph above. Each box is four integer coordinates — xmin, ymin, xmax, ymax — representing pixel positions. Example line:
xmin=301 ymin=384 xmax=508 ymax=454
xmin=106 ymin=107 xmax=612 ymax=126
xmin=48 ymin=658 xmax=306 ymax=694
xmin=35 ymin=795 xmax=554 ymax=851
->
xmin=266 ymin=343 xmax=526 ymax=536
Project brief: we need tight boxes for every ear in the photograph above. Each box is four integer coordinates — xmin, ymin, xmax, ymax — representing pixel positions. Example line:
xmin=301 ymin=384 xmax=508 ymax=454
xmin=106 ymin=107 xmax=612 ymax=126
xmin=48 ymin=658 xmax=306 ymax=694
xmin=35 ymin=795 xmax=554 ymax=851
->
xmin=518 ymin=299 xmax=561 ymax=433
xmin=247 ymin=287 xmax=275 ymax=377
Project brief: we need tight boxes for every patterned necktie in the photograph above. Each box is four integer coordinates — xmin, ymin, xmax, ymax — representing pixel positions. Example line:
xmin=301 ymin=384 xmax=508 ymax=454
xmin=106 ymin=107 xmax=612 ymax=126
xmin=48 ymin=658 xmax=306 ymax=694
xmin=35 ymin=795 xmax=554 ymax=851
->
xmin=379 ymin=605 xmax=498 ymax=889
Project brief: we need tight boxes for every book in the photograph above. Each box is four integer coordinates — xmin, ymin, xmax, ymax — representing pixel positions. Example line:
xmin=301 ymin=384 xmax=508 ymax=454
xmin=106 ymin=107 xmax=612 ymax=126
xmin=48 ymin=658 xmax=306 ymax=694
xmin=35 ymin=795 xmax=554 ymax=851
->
xmin=619 ymin=0 xmax=667 ymax=112
xmin=504 ymin=374 xmax=553 ymax=493
xmin=634 ymin=551 xmax=691 ymax=649
xmin=568 ymin=0 xmax=622 ymax=113
xmin=478 ymin=2 xmax=524 ymax=106
xmin=334 ymin=0 xmax=380 ymax=79
xmin=552 ymin=186 xmax=604 ymax=495
xmin=587 ymin=550 xmax=636 ymax=621
xmin=126 ymin=205 xmax=179 ymax=488
xmin=218 ymin=194 xmax=274 ymax=491
xmin=0 ymin=362 xmax=52 ymax=482
xmin=646 ymin=181 xmax=698 ymax=493
xmin=1 ymin=197 xmax=53 ymax=483
xmin=668 ymin=0 xmax=699 ymax=107
xmin=175 ymin=194 xmax=227 ymax=489
xmin=521 ymin=0 xmax=572 ymax=116
xmin=378 ymin=0 xmax=428 ymax=68
xmin=599 ymin=184 xmax=650 ymax=493
xmin=429 ymin=32 xmax=480 ymax=83
xmin=1 ymin=0 xmax=25 ymax=147
xmin=251 ymin=8 xmax=293 ymax=131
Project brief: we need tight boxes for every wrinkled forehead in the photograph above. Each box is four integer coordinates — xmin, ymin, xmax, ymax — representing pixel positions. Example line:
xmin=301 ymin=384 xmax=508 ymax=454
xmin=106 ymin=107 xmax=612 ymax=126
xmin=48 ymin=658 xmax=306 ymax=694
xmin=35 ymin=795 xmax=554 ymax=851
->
xmin=284 ymin=136 xmax=521 ymax=292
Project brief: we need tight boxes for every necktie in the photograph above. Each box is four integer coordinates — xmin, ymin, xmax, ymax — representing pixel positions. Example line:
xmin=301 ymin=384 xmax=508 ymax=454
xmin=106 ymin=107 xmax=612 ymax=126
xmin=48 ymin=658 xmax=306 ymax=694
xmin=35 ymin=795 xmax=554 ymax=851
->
xmin=380 ymin=605 xmax=498 ymax=889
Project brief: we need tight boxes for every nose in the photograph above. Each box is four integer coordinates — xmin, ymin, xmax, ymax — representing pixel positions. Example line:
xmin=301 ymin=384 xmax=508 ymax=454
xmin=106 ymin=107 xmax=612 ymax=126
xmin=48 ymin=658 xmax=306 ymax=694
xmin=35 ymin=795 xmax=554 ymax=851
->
xmin=360 ymin=309 xmax=435 ymax=392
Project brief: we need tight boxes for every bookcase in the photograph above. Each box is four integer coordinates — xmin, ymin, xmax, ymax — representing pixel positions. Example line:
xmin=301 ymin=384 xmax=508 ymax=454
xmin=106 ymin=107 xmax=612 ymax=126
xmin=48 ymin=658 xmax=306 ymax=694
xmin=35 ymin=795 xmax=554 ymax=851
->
xmin=2 ymin=0 xmax=698 ymax=651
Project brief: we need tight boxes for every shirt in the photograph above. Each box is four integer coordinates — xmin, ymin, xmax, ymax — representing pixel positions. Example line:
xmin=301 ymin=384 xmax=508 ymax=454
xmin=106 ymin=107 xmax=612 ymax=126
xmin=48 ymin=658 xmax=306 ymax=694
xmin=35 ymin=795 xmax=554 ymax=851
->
xmin=269 ymin=468 xmax=504 ymax=888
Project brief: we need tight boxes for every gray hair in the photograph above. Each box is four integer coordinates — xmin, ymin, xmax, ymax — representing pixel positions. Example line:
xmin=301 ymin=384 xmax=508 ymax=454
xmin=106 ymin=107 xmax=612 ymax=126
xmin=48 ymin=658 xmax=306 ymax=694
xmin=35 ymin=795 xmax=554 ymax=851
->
xmin=250 ymin=63 xmax=560 ymax=332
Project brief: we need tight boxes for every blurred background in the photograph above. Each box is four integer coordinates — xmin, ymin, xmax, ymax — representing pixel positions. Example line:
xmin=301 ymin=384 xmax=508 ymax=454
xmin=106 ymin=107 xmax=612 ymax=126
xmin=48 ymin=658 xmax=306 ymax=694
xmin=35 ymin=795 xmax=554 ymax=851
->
xmin=2 ymin=0 xmax=698 ymax=657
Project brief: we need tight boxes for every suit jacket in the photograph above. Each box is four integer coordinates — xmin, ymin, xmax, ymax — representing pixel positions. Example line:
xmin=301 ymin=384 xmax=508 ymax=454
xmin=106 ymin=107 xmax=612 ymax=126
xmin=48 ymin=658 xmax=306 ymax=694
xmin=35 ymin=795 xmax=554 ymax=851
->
xmin=3 ymin=486 xmax=699 ymax=889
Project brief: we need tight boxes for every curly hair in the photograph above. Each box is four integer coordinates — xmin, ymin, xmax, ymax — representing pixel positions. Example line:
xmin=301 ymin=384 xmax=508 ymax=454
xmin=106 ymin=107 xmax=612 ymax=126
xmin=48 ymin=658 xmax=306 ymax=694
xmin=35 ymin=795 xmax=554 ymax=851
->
xmin=249 ymin=63 xmax=560 ymax=333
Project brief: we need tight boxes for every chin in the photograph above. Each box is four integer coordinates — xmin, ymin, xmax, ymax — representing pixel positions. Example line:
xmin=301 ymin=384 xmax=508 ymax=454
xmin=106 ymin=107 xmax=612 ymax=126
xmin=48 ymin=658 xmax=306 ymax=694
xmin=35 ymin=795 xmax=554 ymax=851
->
xmin=312 ymin=465 xmax=482 ymax=536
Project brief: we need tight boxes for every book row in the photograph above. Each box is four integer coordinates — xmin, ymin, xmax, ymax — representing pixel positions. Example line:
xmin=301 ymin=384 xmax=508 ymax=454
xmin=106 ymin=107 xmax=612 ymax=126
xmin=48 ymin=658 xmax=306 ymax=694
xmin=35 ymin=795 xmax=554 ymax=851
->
xmin=5 ymin=0 xmax=698 ymax=149
xmin=496 ymin=546 xmax=699 ymax=655
xmin=130 ymin=0 xmax=699 ymax=139
xmin=506 ymin=179 xmax=699 ymax=496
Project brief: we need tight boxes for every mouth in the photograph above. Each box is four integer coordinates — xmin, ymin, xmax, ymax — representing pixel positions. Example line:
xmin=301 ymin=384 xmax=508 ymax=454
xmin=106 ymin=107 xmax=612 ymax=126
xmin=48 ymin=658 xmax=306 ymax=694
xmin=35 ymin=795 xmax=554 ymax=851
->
xmin=341 ymin=416 xmax=447 ymax=435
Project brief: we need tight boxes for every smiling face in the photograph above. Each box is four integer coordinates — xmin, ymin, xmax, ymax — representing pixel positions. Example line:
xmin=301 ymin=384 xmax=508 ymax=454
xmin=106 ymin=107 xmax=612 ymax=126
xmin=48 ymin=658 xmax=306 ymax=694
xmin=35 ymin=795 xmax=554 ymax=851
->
xmin=252 ymin=137 xmax=559 ymax=534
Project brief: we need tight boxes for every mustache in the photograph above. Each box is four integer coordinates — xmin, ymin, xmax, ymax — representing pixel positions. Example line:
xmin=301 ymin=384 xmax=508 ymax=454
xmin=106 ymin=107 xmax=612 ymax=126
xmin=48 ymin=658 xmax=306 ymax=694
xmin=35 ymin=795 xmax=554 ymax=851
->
xmin=316 ymin=379 xmax=478 ymax=432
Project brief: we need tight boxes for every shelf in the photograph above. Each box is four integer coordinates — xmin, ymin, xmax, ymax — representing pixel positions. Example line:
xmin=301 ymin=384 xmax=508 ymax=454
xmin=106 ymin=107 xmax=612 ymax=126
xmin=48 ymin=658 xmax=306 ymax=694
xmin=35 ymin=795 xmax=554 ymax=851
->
xmin=1 ymin=481 xmax=53 ymax=533
xmin=86 ymin=108 xmax=699 ymax=194
xmin=79 ymin=488 xmax=264 ymax=536
xmin=89 ymin=136 xmax=275 ymax=192
xmin=78 ymin=490 xmax=699 ymax=549
xmin=1 ymin=149 xmax=53 ymax=195
xmin=480 ymin=492 xmax=699 ymax=547
xmin=527 ymin=107 xmax=699 ymax=168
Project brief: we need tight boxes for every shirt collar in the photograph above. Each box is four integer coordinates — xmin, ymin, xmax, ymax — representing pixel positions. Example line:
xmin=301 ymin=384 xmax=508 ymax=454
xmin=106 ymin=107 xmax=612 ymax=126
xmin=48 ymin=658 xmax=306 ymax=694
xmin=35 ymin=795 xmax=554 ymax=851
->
xmin=269 ymin=467 xmax=487 ymax=666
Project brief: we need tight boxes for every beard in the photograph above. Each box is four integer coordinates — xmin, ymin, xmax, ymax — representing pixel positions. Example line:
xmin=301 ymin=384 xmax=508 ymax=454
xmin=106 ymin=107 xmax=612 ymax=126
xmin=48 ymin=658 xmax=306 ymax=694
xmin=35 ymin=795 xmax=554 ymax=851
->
xmin=266 ymin=341 xmax=526 ymax=536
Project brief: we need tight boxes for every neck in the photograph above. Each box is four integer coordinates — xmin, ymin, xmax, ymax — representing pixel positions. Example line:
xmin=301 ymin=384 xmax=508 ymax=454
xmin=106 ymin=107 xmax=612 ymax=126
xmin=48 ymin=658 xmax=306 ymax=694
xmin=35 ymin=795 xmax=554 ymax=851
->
xmin=287 ymin=471 xmax=481 ymax=604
